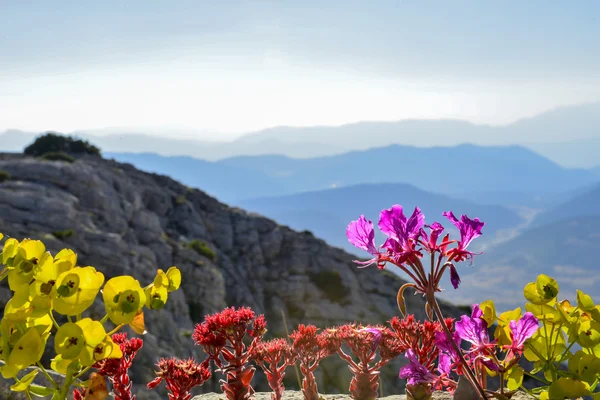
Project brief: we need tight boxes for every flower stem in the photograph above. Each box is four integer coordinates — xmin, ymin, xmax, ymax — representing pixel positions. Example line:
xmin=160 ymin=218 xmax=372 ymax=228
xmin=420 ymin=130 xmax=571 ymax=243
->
xmin=37 ymin=362 xmax=58 ymax=389
xmin=52 ymin=371 xmax=74 ymax=400
xmin=426 ymin=290 xmax=488 ymax=400
xmin=74 ymin=365 xmax=92 ymax=380
xmin=47 ymin=311 xmax=60 ymax=330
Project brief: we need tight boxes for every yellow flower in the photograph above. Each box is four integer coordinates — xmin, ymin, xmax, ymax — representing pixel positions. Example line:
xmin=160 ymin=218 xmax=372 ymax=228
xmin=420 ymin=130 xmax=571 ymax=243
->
xmin=7 ymin=241 xmax=50 ymax=291
xmin=145 ymin=266 xmax=181 ymax=310
xmin=0 ymin=327 xmax=44 ymax=379
xmin=76 ymin=318 xmax=122 ymax=366
xmin=103 ymin=276 xmax=146 ymax=325
xmin=165 ymin=267 xmax=181 ymax=292
xmin=1 ymin=238 xmax=20 ymax=265
xmin=79 ymin=335 xmax=123 ymax=367
xmin=54 ymin=322 xmax=85 ymax=360
xmin=52 ymin=266 xmax=104 ymax=316
xmin=145 ymin=284 xmax=168 ymax=310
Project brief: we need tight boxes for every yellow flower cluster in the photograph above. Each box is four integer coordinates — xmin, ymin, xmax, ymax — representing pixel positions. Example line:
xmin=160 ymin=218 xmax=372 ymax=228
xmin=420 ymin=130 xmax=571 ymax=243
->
xmin=0 ymin=233 xmax=181 ymax=399
xmin=485 ymin=274 xmax=600 ymax=399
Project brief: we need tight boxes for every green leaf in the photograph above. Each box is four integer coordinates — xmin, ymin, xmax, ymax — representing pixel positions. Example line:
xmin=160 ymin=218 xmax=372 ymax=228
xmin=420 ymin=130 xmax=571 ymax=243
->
xmin=28 ymin=384 xmax=57 ymax=397
xmin=577 ymin=353 xmax=600 ymax=384
xmin=506 ymin=365 xmax=524 ymax=391
xmin=577 ymin=290 xmax=596 ymax=311
xmin=548 ymin=378 xmax=591 ymax=398
xmin=525 ymin=302 xmax=563 ymax=323
xmin=10 ymin=369 xmax=38 ymax=391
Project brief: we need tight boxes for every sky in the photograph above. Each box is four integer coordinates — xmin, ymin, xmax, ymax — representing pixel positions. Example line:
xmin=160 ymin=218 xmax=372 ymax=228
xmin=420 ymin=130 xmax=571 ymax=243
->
xmin=1 ymin=1 xmax=599 ymax=140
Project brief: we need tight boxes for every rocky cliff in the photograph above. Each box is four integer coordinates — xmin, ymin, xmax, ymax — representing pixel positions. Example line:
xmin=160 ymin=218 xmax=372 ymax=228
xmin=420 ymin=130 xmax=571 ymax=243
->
xmin=0 ymin=153 xmax=462 ymax=399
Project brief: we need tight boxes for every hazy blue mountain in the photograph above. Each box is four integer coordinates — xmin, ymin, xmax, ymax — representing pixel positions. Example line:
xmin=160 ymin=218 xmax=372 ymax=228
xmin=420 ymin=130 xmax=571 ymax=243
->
xmin=106 ymin=144 xmax=599 ymax=209
xmin=219 ymin=144 xmax=598 ymax=206
xmin=106 ymin=152 xmax=290 ymax=204
xmin=532 ymin=182 xmax=600 ymax=226
xmin=237 ymin=119 xmax=489 ymax=148
xmin=238 ymin=183 xmax=524 ymax=255
xmin=527 ymin=137 xmax=600 ymax=169
xmin=439 ymin=216 xmax=600 ymax=309
xmin=240 ymin=103 xmax=600 ymax=149
xmin=2 ymin=103 xmax=600 ymax=167
xmin=590 ymin=165 xmax=600 ymax=176
xmin=0 ymin=130 xmax=342 ymax=160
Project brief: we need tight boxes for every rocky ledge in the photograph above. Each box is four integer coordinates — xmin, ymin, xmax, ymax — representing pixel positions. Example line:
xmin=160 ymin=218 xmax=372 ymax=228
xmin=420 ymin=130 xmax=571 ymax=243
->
xmin=192 ymin=391 xmax=535 ymax=400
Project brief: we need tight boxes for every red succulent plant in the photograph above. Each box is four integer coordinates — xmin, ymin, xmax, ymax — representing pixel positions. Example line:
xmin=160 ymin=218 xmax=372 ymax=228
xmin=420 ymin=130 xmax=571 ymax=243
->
xmin=147 ymin=357 xmax=212 ymax=400
xmin=192 ymin=306 xmax=266 ymax=400
xmin=289 ymin=324 xmax=337 ymax=400
xmin=251 ymin=338 xmax=297 ymax=400
xmin=323 ymin=324 xmax=405 ymax=400
xmin=94 ymin=332 xmax=143 ymax=400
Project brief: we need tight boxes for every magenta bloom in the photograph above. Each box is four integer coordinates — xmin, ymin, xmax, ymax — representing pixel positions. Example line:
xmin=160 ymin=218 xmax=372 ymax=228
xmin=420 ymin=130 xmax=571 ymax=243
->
xmin=346 ymin=215 xmax=378 ymax=256
xmin=399 ymin=349 xmax=437 ymax=386
xmin=435 ymin=330 xmax=460 ymax=359
xmin=442 ymin=211 xmax=484 ymax=262
xmin=437 ymin=352 xmax=452 ymax=376
xmin=435 ymin=329 xmax=461 ymax=374
xmin=449 ymin=265 xmax=461 ymax=289
xmin=420 ymin=222 xmax=445 ymax=253
xmin=508 ymin=313 xmax=538 ymax=354
xmin=379 ymin=205 xmax=424 ymax=263
xmin=379 ymin=205 xmax=424 ymax=245
xmin=454 ymin=305 xmax=493 ymax=350
xmin=346 ymin=215 xmax=384 ymax=268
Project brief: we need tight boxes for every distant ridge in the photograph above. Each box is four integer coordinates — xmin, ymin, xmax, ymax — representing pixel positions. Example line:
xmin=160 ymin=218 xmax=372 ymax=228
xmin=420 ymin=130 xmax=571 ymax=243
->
xmin=238 ymin=182 xmax=524 ymax=254
xmin=2 ymin=102 xmax=600 ymax=167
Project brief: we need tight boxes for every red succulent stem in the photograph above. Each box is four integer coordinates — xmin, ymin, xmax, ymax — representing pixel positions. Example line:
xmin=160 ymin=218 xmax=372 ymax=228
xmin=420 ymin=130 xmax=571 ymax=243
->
xmin=346 ymin=353 xmax=379 ymax=400
xmin=265 ymin=367 xmax=285 ymax=400
xmin=164 ymin=379 xmax=192 ymax=400
xmin=349 ymin=369 xmax=379 ymax=400
xmin=110 ymin=371 xmax=134 ymax=400
xmin=255 ymin=358 xmax=289 ymax=400
xmin=216 ymin=328 xmax=261 ymax=400
xmin=299 ymin=361 xmax=319 ymax=400
xmin=193 ymin=307 xmax=266 ymax=400
xmin=252 ymin=338 xmax=296 ymax=400
xmin=93 ymin=333 xmax=142 ymax=400
xmin=331 ymin=324 xmax=402 ymax=400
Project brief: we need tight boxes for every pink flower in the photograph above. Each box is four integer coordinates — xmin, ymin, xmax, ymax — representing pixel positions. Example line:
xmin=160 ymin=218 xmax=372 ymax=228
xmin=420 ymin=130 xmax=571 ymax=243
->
xmin=420 ymin=222 xmax=445 ymax=253
xmin=379 ymin=206 xmax=424 ymax=264
xmin=399 ymin=349 xmax=438 ymax=386
xmin=454 ymin=305 xmax=493 ymax=350
xmin=346 ymin=215 xmax=378 ymax=255
xmin=442 ymin=211 xmax=484 ymax=262
xmin=508 ymin=312 xmax=539 ymax=354
xmin=346 ymin=215 xmax=383 ymax=268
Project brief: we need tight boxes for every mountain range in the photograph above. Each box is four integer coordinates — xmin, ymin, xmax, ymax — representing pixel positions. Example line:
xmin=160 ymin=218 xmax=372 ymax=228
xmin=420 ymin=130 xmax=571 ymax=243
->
xmin=2 ymin=102 xmax=600 ymax=167
xmin=238 ymin=183 xmax=524 ymax=255
xmin=107 ymin=143 xmax=598 ymax=208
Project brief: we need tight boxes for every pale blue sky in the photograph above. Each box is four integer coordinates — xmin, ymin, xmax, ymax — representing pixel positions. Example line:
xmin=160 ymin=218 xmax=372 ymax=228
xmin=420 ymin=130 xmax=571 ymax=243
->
xmin=1 ymin=1 xmax=599 ymax=138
